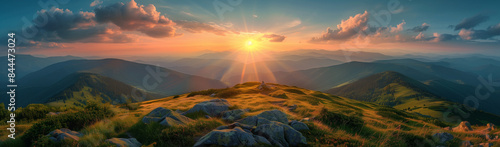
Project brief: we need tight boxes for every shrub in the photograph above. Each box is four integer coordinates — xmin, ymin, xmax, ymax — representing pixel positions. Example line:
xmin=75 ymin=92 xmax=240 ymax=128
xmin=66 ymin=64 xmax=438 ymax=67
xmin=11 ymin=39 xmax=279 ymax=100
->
xmin=317 ymin=108 xmax=364 ymax=132
xmin=173 ymin=95 xmax=180 ymax=99
xmin=184 ymin=111 xmax=209 ymax=119
xmin=128 ymin=119 xmax=222 ymax=146
xmin=310 ymin=92 xmax=330 ymax=99
xmin=283 ymin=88 xmax=306 ymax=95
xmin=21 ymin=103 xmax=114 ymax=144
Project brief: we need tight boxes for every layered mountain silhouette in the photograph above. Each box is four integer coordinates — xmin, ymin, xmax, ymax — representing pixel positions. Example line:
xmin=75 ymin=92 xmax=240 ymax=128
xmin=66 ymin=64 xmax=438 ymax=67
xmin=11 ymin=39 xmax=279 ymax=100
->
xmin=43 ymin=73 xmax=161 ymax=107
xmin=9 ymin=59 xmax=227 ymax=107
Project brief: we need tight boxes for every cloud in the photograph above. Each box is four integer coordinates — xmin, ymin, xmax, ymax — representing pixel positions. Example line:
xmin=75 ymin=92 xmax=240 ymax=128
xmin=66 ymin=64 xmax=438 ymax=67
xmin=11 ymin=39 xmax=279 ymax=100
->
xmin=431 ymin=33 xmax=458 ymax=42
xmin=390 ymin=20 xmax=405 ymax=33
xmin=94 ymin=0 xmax=178 ymax=38
xmin=252 ymin=14 xmax=258 ymax=18
xmin=415 ymin=32 xmax=425 ymax=40
xmin=90 ymin=0 xmax=102 ymax=7
xmin=458 ymin=23 xmax=500 ymax=40
xmin=261 ymin=34 xmax=286 ymax=42
xmin=454 ymin=14 xmax=489 ymax=31
xmin=310 ymin=11 xmax=370 ymax=42
xmin=408 ymin=23 xmax=430 ymax=32
xmin=174 ymin=20 xmax=232 ymax=36
xmin=286 ymin=19 xmax=302 ymax=28
xmin=28 ymin=7 xmax=135 ymax=43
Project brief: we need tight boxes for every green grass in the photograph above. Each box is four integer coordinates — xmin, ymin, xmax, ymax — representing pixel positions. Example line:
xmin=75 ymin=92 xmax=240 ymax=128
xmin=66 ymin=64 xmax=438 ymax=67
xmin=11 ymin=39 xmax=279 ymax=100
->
xmin=128 ymin=119 xmax=222 ymax=146
xmin=317 ymin=108 xmax=364 ymax=132
xmin=21 ymin=102 xmax=114 ymax=144
xmin=283 ymin=88 xmax=306 ymax=95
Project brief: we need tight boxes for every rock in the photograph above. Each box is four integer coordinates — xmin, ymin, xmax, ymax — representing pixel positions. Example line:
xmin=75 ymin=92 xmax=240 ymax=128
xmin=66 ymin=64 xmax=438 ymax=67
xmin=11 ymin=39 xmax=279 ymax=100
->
xmin=479 ymin=143 xmax=493 ymax=147
xmin=47 ymin=128 xmax=83 ymax=143
xmin=256 ymin=109 xmax=289 ymax=124
xmin=194 ymin=127 xmax=264 ymax=147
xmin=253 ymin=121 xmax=307 ymax=147
xmin=142 ymin=107 xmax=192 ymax=127
xmin=222 ymin=109 xmax=247 ymax=122
xmin=288 ymin=104 xmax=297 ymax=111
xmin=237 ymin=116 xmax=272 ymax=127
xmin=210 ymin=93 xmax=216 ymax=97
xmin=254 ymin=135 xmax=272 ymax=145
xmin=462 ymin=141 xmax=473 ymax=147
xmin=290 ymin=120 xmax=309 ymax=131
xmin=184 ymin=99 xmax=231 ymax=117
xmin=484 ymin=123 xmax=496 ymax=132
xmin=175 ymin=109 xmax=184 ymax=114
xmin=453 ymin=121 xmax=473 ymax=132
xmin=258 ymin=81 xmax=269 ymax=90
xmin=105 ymin=138 xmax=142 ymax=147
xmin=432 ymin=132 xmax=454 ymax=144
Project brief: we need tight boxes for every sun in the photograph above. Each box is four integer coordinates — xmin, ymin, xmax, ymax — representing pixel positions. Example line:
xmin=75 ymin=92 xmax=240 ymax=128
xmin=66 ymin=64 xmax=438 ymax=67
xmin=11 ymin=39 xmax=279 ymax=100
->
xmin=244 ymin=39 xmax=257 ymax=51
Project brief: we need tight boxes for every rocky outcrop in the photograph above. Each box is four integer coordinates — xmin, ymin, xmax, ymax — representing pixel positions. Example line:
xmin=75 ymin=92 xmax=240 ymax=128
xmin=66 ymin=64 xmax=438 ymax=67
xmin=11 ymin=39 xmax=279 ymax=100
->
xmin=256 ymin=109 xmax=289 ymax=124
xmin=193 ymin=127 xmax=271 ymax=147
xmin=47 ymin=128 xmax=83 ymax=143
xmin=290 ymin=120 xmax=309 ymax=131
xmin=195 ymin=109 xmax=307 ymax=147
xmin=479 ymin=143 xmax=493 ymax=147
xmin=462 ymin=140 xmax=473 ymax=147
xmin=183 ymin=99 xmax=231 ymax=117
xmin=142 ymin=107 xmax=192 ymax=127
xmin=432 ymin=132 xmax=454 ymax=144
xmin=453 ymin=121 xmax=473 ymax=132
xmin=105 ymin=138 xmax=142 ymax=147
xmin=222 ymin=109 xmax=247 ymax=122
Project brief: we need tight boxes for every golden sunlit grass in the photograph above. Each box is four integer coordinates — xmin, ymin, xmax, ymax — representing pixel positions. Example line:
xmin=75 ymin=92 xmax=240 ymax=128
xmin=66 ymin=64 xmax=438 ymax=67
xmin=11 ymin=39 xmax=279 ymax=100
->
xmin=5 ymin=82 xmax=499 ymax=146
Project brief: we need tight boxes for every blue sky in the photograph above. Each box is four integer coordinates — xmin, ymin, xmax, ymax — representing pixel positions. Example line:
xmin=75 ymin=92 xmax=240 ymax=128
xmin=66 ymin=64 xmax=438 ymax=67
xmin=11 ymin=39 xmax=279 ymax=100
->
xmin=1 ymin=0 xmax=499 ymax=56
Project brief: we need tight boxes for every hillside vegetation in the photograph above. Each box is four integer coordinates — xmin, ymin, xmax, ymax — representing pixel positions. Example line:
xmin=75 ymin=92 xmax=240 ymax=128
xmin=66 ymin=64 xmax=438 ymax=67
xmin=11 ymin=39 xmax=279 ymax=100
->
xmin=0 ymin=82 xmax=499 ymax=146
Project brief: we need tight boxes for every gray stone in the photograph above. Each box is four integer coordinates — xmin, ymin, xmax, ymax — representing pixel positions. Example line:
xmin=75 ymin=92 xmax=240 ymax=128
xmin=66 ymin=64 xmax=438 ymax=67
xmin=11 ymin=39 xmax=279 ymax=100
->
xmin=142 ymin=107 xmax=192 ymax=126
xmin=47 ymin=128 xmax=83 ymax=143
xmin=253 ymin=121 xmax=307 ymax=147
xmin=184 ymin=99 xmax=231 ymax=117
xmin=433 ymin=132 xmax=454 ymax=144
xmin=288 ymin=104 xmax=297 ymax=111
xmin=222 ymin=109 xmax=247 ymax=122
xmin=290 ymin=120 xmax=309 ymax=131
xmin=479 ymin=143 xmax=493 ymax=147
xmin=256 ymin=109 xmax=289 ymax=124
xmin=453 ymin=121 xmax=473 ymax=132
xmin=193 ymin=127 xmax=258 ymax=147
xmin=462 ymin=140 xmax=473 ymax=147
xmin=105 ymin=138 xmax=142 ymax=147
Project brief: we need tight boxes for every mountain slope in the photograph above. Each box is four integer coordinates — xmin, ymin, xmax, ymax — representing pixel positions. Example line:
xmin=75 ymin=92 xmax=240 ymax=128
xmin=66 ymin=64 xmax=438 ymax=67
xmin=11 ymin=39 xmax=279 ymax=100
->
xmin=43 ymin=73 xmax=161 ymax=107
xmin=0 ymin=54 xmax=83 ymax=79
xmin=13 ymin=59 xmax=227 ymax=107
xmin=326 ymin=71 xmax=500 ymax=123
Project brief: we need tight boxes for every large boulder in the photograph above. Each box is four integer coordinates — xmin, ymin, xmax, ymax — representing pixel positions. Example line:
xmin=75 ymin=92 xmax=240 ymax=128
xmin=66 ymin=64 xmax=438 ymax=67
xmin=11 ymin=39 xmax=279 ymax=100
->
xmin=256 ymin=109 xmax=289 ymax=124
xmin=290 ymin=120 xmax=309 ymax=131
xmin=433 ymin=132 xmax=454 ymax=144
xmin=105 ymin=138 xmax=142 ymax=147
xmin=193 ymin=127 xmax=271 ymax=147
xmin=238 ymin=116 xmax=271 ymax=126
xmin=184 ymin=99 xmax=231 ymax=117
xmin=222 ymin=109 xmax=247 ymax=122
xmin=201 ymin=109 xmax=307 ymax=147
xmin=253 ymin=121 xmax=307 ymax=147
xmin=142 ymin=107 xmax=192 ymax=127
xmin=47 ymin=128 xmax=83 ymax=143
xmin=453 ymin=121 xmax=473 ymax=132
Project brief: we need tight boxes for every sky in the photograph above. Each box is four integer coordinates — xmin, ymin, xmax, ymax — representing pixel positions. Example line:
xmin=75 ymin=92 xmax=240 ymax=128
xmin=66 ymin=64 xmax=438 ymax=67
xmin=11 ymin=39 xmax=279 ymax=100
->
xmin=2 ymin=0 xmax=500 ymax=57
